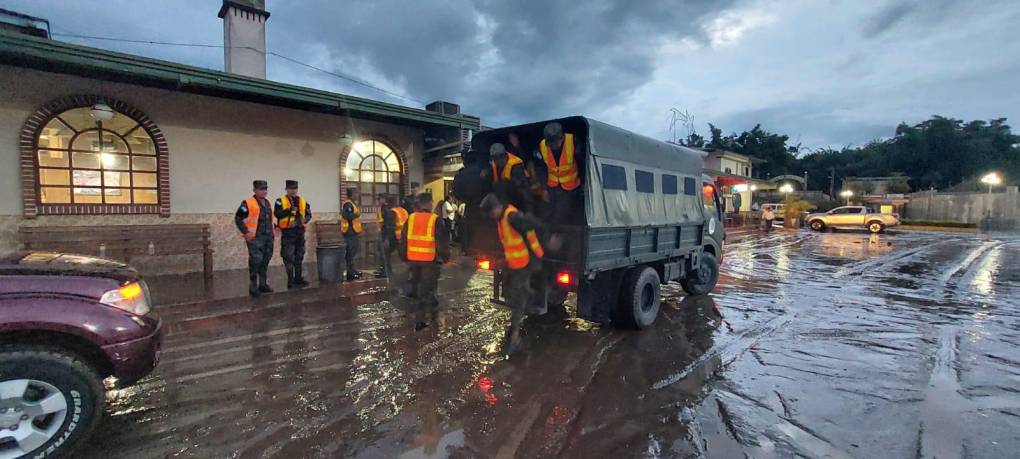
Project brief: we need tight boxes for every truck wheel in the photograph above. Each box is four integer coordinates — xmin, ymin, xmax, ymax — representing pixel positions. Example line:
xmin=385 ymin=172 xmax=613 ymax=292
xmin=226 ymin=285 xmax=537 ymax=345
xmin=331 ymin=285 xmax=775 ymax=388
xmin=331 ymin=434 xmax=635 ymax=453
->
xmin=868 ymin=221 xmax=885 ymax=234
xmin=0 ymin=345 xmax=105 ymax=459
xmin=681 ymin=253 xmax=720 ymax=296
xmin=809 ymin=219 xmax=826 ymax=231
xmin=616 ymin=267 xmax=661 ymax=329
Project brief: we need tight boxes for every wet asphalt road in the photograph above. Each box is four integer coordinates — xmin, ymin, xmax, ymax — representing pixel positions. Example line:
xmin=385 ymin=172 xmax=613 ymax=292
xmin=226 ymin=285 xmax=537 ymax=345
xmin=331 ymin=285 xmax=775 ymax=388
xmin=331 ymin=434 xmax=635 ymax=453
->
xmin=82 ymin=230 xmax=1020 ymax=458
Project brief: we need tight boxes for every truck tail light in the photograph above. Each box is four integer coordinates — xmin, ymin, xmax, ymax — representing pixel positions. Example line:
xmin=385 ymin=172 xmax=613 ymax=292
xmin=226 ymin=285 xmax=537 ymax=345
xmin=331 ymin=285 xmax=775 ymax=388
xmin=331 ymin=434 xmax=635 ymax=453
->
xmin=100 ymin=281 xmax=151 ymax=316
xmin=556 ymin=271 xmax=573 ymax=287
xmin=477 ymin=258 xmax=492 ymax=271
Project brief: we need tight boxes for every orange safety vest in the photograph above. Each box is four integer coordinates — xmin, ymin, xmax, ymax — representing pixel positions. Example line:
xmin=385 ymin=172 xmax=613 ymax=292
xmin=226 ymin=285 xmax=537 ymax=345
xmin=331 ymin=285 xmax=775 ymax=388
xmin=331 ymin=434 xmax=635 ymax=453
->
xmin=405 ymin=212 xmax=438 ymax=262
xmin=340 ymin=200 xmax=363 ymax=234
xmin=242 ymin=196 xmax=264 ymax=234
xmin=539 ymin=133 xmax=580 ymax=191
xmin=497 ymin=204 xmax=544 ymax=270
xmin=391 ymin=206 xmax=409 ymax=240
xmin=277 ymin=195 xmax=307 ymax=229
xmin=491 ymin=152 xmax=528 ymax=183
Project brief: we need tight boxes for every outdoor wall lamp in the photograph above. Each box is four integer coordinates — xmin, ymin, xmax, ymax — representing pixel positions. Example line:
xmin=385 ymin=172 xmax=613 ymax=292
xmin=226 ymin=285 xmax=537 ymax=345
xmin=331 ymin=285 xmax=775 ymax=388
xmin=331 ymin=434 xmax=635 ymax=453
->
xmin=338 ymin=133 xmax=354 ymax=148
xmin=89 ymin=103 xmax=115 ymax=121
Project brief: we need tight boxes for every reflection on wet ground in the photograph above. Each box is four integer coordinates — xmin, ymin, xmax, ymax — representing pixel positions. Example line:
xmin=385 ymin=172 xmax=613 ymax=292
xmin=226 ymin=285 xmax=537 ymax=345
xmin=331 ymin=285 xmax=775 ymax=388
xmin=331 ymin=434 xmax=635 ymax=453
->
xmin=83 ymin=231 xmax=1020 ymax=458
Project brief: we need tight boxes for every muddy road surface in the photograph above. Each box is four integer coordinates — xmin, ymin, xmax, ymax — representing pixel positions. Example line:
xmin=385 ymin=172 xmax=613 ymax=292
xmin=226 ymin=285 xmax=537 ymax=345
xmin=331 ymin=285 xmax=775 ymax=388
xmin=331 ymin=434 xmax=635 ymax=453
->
xmin=82 ymin=230 xmax=1020 ymax=458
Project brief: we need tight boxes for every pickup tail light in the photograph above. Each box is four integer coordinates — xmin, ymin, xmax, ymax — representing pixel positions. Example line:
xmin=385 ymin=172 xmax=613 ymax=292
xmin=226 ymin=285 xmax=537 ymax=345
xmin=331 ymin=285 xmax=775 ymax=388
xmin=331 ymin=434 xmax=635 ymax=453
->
xmin=476 ymin=258 xmax=492 ymax=271
xmin=100 ymin=281 xmax=151 ymax=316
xmin=556 ymin=271 xmax=574 ymax=287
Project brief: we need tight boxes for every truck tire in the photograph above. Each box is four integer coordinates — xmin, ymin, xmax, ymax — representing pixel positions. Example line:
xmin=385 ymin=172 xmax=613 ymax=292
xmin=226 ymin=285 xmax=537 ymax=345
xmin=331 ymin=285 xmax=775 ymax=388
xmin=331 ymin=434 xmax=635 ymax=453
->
xmin=616 ymin=267 xmax=661 ymax=329
xmin=809 ymin=219 xmax=826 ymax=231
xmin=0 ymin=345 xmax=105 ymax=459
xmin=868 ymin=221 xmax=885 ymax=234
xmin=681 ymin=253 xmax=720 ymax=296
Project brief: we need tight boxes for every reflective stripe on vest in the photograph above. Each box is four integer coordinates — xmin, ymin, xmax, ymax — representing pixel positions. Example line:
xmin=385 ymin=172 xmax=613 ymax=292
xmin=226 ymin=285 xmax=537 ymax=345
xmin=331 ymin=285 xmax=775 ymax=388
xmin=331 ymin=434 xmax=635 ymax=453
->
xmin=377 ymin=207 xmax=385 ymax=224
xmin=497 ymin=205 xmax=544 ymax=270
xmin=243 ymin=197 xmax=262 ymax=234
xmin=491 ymin=152 xmax=527 ymax=183
xmin=277 ymin=195 xmax=307 ymax=229
xmin=392 ymin=207 xmax=409 ymax=240
xmin=539 ymin=133 xmax=580 ymax=190
xmin=340 ymin=200 xmax=363 ymax=234
xmin=405 ymin=212 xmax=437 ymax=261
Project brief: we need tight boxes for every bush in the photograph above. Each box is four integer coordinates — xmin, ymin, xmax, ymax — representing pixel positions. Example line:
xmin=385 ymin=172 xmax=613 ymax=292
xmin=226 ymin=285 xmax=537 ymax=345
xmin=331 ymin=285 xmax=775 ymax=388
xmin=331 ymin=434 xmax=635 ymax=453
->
xmin=784 ymin=199 xmax=816 ymax=223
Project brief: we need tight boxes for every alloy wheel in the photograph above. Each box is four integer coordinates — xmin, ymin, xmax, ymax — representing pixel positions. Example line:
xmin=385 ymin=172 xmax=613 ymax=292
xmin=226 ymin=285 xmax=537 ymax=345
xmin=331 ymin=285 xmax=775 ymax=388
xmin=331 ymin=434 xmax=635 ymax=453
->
xmin=0 ymin=379 xmax=69 ymax=459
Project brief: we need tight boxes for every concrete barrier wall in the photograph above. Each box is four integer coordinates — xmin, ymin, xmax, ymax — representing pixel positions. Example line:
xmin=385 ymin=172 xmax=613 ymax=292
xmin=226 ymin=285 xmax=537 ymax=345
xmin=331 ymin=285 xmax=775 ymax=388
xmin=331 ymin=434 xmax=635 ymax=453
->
xmin=904 ymin=187 xmax=1019 ymax=227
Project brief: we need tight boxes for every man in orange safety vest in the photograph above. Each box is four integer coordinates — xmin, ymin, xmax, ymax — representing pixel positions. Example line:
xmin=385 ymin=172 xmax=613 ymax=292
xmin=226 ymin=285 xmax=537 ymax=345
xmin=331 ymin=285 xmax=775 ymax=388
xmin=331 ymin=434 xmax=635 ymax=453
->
xmin=400 ymin=193 xmax=450 ymax=331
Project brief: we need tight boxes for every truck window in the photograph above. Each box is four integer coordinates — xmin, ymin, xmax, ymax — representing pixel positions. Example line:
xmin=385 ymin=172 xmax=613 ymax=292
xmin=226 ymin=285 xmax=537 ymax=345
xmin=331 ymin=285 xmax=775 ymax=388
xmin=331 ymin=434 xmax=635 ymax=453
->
xmin=703 ymin=183 xmax=722 ymax=220
xmin=635 ymin=170 xmax=654 ymax=193
xmin=684 ymin=177 xmax=697 ymax=195
xmin=602 ymin=164 xmax=627 ymax=190
xmin=662 ymin=174 xmax=678 ymax=195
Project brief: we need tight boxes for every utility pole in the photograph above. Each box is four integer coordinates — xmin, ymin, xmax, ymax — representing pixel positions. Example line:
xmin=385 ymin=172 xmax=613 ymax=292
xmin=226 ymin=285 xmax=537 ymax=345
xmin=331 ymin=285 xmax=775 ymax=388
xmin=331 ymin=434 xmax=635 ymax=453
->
xmin=828 ymin=167 xmax=835 ymax=198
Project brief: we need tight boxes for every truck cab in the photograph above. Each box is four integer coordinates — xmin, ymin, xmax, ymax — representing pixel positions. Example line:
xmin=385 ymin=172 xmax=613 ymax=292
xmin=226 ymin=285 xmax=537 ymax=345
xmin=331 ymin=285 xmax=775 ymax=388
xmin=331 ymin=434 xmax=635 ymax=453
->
xmin=456 ymin=116 xmax=724 ymax=329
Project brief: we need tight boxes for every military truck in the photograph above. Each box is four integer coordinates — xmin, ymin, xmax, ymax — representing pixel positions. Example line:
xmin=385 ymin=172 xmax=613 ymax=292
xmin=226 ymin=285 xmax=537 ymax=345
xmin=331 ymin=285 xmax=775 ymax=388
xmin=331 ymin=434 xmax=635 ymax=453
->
xmin=457 ymin=116 xmax=724 ymax=328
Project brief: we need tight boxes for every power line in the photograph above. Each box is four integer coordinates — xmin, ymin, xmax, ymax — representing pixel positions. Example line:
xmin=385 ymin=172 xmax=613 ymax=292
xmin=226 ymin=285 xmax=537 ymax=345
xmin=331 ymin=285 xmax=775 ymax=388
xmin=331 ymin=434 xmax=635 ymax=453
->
xmin=51 ymin=31 xmax=427 ymax=105
xmin=51 ymin=31 xmax=520 ymax=129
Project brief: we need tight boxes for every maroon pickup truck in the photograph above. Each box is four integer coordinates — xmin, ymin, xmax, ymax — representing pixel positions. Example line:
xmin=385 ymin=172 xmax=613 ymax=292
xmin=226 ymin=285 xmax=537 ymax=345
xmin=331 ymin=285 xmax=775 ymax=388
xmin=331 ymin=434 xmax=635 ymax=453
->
xmin=0 ymin=252 xmax=163 ymax=458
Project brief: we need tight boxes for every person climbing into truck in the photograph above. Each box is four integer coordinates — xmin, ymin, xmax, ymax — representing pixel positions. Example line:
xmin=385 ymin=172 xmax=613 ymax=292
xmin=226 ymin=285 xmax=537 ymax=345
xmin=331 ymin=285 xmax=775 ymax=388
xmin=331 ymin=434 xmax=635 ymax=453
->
xmin=480 ymin=193 xmax=560 ymax=356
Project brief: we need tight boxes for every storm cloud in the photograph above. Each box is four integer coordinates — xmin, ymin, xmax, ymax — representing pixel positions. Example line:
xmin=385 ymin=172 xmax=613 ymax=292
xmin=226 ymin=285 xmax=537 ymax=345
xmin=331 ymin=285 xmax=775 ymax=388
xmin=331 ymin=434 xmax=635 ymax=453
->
xmin=5 ymin=0 xmax=1020 ymax=149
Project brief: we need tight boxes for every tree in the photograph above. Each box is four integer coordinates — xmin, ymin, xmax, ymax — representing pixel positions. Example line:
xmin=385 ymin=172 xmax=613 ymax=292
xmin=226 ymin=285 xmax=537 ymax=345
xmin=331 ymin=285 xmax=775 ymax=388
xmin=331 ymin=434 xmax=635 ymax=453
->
xmin=684 ymin=132 xmax=706 ymax=148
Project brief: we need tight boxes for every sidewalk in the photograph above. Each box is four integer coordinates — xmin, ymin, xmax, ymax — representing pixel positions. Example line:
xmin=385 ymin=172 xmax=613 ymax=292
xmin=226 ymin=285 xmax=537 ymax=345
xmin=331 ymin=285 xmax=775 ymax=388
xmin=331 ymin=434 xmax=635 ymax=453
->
xmin=145 ymin=263 xmax=389 ymax=335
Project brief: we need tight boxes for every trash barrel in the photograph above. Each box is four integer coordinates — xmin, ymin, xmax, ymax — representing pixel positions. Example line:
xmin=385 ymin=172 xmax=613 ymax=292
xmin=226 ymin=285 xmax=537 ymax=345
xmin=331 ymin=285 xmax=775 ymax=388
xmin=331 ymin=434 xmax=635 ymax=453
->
xmin=316 ymin=245 xmax=345 ymax=283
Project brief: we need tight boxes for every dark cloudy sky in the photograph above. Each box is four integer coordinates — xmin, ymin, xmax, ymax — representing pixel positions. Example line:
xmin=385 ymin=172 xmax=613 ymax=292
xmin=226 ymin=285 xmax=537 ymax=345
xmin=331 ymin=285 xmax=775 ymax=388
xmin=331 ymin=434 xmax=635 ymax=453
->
xmin=6 ymin=0 xmax=1019 ymax=150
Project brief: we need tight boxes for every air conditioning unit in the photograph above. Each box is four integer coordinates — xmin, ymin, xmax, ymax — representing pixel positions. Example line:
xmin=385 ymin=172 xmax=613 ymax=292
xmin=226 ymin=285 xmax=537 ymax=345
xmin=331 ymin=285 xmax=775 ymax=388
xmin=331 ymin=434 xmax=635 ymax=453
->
xmin=426 ymin=100 xmax=461 ymax=116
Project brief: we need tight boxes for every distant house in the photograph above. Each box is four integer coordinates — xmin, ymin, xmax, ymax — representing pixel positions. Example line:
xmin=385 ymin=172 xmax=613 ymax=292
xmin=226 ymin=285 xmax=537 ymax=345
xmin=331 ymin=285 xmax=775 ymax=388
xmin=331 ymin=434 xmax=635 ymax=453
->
xmin=701 ymin=148 xmax=767 ymax=212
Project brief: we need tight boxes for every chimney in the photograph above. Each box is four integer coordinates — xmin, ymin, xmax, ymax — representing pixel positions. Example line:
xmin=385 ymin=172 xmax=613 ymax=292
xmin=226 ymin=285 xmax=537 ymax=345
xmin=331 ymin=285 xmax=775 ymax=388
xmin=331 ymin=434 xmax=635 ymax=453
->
xmin=218 ymin=0 xmax=270 ymax=79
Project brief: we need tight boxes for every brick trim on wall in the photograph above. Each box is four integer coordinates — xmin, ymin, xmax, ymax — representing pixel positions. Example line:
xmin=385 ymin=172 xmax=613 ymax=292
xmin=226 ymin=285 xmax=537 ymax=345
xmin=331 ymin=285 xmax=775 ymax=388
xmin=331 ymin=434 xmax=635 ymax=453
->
xmin=338 ymin=133 xmax=410 ymax=211
xmin=19 ymin=95 xmax=171 ymax=218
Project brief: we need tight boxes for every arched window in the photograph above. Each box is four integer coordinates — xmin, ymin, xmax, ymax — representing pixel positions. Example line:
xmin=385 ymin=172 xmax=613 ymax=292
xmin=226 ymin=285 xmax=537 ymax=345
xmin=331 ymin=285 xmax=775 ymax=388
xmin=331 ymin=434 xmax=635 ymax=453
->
xmin=342 ymin=140 xmax=402 ymax=208
xmin=22 ymin=97 xmax=169 ymax=217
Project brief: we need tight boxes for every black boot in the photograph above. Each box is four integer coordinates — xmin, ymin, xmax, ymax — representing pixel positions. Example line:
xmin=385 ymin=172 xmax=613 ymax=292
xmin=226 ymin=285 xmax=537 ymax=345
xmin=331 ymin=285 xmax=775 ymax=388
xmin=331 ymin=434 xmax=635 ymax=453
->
xmin=503 ymin=309 xmax=524 ymax=357
xmin=293 ymin=266 xmax=310 ymax=287
xmin=258 ymin=273 xmax=273 ymax=293
xmin=249 ymin=274 xmax=260 ymax=297
xmin=286 ymin=266 xmax=295 ymax=289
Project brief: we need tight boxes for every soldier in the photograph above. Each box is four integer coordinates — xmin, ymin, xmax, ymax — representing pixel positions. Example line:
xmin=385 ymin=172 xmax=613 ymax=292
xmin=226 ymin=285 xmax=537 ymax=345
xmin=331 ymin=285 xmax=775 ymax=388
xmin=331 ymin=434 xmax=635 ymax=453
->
xmin=480 ymin=193 xmax=559 ymax=356
xmin=380 ymin=195 xmax=408 ymax=279
xmin=340 ymin=187 xmax=363 ymax=281
xmin=533 ymin=122 xmax=584 ymax=224
xmin=400 ymin=193 xmax=450 ymax=331
xmin=235 ymin=180 xmax=274 ymax=297
xmin=274 ymin=180 xmax=312 ymax=289
xmin=483 ymin=142 xmax=530 ymax=210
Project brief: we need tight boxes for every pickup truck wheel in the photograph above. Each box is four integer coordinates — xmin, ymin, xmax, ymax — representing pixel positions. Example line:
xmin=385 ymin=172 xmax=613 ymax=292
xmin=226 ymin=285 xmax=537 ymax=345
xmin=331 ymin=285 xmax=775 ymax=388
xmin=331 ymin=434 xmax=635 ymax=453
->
xmin=809 ymin=219 xmax=826 ymax=231
xmin=868 ymin=221 xmax=885 ymax=234
xmin=0 ymin=345 xmax=104 ymax=459
xmin=681 ymin=253 xmax=720 ymax=296
xmin=616 ymin=267 xmax=661 ymax=329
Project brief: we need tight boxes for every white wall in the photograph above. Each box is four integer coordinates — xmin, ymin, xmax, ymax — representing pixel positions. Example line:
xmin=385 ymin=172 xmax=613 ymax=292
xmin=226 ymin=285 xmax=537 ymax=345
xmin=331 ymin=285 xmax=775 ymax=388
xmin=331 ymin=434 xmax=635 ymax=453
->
xmin=0 ymin=65 xmax=426 ymax=216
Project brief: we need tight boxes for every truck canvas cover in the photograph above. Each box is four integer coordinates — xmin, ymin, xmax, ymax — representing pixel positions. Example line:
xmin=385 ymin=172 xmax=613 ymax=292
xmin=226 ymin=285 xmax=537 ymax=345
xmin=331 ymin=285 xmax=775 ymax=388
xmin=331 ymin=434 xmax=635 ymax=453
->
xmin=584 ymin=119 xmax=706 ymax=228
